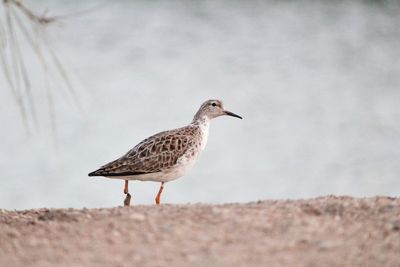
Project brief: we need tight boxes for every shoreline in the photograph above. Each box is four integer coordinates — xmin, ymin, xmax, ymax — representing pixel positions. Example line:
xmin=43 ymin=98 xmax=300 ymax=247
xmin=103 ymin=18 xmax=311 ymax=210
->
xmin=1 ymin=196 xmax=399 ymax=267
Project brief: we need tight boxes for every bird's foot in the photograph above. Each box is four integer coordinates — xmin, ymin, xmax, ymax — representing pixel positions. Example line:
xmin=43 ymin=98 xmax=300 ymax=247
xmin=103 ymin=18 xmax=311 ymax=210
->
xmin=124 ymin=193 xmax=131 ymax=207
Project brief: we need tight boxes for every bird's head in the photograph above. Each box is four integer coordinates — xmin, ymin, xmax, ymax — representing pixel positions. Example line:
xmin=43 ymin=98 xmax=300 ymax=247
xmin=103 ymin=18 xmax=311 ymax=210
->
xmin=193 ymin=99 xmax=242 ymax=122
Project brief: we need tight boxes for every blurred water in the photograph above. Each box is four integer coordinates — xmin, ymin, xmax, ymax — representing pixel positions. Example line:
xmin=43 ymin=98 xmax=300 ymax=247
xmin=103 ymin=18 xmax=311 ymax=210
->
xmin=1 ymin=0 xmax=399 ymax=209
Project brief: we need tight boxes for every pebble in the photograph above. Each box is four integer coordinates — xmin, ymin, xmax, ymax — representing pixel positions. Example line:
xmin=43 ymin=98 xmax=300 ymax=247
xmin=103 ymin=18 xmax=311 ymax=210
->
xmin=129 ymin=213 xmax=145 ymax=221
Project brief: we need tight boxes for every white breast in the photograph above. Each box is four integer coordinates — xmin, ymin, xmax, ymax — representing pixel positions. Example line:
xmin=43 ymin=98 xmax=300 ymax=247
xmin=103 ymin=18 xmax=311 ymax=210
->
xmin=162 ymin=121 xmax=210 ymax=182
xmin=198 ymin=119 xmax=210 ymax=150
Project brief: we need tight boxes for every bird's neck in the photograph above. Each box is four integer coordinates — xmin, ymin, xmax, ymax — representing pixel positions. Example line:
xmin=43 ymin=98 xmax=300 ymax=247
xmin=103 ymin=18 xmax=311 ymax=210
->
xmin=191 ymin=115 xmax=210 ymax=150
xmin=192 ymin=114 xmax=210 ymax=127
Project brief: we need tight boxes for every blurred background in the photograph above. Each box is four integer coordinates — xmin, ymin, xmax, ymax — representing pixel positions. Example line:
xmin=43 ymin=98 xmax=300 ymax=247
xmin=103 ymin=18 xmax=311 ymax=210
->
xmin=1 ymin=0 xmax=399 ymax=209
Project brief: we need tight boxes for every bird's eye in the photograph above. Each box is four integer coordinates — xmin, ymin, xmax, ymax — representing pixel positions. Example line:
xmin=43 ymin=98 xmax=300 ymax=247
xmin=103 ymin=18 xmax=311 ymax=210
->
xmin=211 ymin=102 xmax=217 ymax=107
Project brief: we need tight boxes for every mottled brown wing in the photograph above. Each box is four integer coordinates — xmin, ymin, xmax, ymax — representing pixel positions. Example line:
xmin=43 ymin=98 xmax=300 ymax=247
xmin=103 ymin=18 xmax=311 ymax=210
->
xmin=89 ymin=126 xmax=200 ymax=177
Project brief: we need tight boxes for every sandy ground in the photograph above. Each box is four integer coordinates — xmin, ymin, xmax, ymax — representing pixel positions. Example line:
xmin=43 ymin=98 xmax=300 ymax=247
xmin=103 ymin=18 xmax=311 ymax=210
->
xmin=1 ymin=196 xmax=399 ymax=267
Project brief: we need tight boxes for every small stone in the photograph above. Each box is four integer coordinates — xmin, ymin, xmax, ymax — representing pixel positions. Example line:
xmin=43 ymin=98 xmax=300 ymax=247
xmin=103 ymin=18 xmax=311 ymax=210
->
xmin=7 ymin=229 xmax=20 ymax=238
xmin=391 ymin=221 xmax=400 ymax=231
xmin=129 ymin=213 xmax=145 ymax=221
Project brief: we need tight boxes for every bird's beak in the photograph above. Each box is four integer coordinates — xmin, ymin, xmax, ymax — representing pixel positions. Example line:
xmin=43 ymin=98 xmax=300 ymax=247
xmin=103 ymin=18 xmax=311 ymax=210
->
xmin=224 ymin=110 xmax=243 ymax=119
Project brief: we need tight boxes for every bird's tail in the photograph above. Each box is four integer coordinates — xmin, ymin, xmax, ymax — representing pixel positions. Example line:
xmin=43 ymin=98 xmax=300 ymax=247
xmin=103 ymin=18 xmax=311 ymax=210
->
xmin=88 ymin=169 xmax=102 ymax=177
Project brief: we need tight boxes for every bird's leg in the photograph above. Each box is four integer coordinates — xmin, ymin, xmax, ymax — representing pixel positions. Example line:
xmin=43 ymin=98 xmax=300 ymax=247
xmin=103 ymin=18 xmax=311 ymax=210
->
xmin=155 ymin=182 xmax=164 ymax=205
xmin=124 ymin=180 xmax=129 ymax=194
xmin=123 ymin=180 xmax=131 ymax=207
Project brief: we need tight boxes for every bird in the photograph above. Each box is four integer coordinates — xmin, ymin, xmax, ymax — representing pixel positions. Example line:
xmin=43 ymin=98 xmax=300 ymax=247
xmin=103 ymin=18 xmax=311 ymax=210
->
xmin=88 ymin=99 xmax=242 ymax=206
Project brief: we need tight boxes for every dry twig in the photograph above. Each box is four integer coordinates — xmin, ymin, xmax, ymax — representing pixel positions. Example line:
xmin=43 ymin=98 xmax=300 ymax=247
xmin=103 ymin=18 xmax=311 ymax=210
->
xmin=0 ymin=0 xmax=102 ymax=133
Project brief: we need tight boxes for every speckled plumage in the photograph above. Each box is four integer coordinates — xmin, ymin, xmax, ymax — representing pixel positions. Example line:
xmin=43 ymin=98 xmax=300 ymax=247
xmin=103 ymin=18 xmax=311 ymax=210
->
xmin=89 ymin=125 xmax=203 ymax=182
xmin=88 ymin=99 xmax=242 ymax=205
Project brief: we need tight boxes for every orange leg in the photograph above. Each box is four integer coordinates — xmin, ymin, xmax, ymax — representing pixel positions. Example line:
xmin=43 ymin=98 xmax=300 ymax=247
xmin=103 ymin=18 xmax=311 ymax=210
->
xmin=123 ymin=180 xmax=131 ymax=207
xmin=155 ymin=182 xmax=164 ymax=205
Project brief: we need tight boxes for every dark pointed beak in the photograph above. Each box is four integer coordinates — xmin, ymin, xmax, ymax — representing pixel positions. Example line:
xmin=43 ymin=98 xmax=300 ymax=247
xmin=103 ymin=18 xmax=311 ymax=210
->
xmin=224 ymin=110 xmax=242 ymax=119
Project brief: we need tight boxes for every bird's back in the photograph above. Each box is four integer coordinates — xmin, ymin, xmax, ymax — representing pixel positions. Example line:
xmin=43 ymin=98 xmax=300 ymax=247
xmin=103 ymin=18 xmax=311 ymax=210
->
xmin=88 ymin=124 xmax=202 ymax=178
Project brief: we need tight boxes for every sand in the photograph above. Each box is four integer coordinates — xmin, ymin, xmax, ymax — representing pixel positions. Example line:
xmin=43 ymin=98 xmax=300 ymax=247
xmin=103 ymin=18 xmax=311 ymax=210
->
xmin=1 ymin=196 xmax=399 ymax=267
